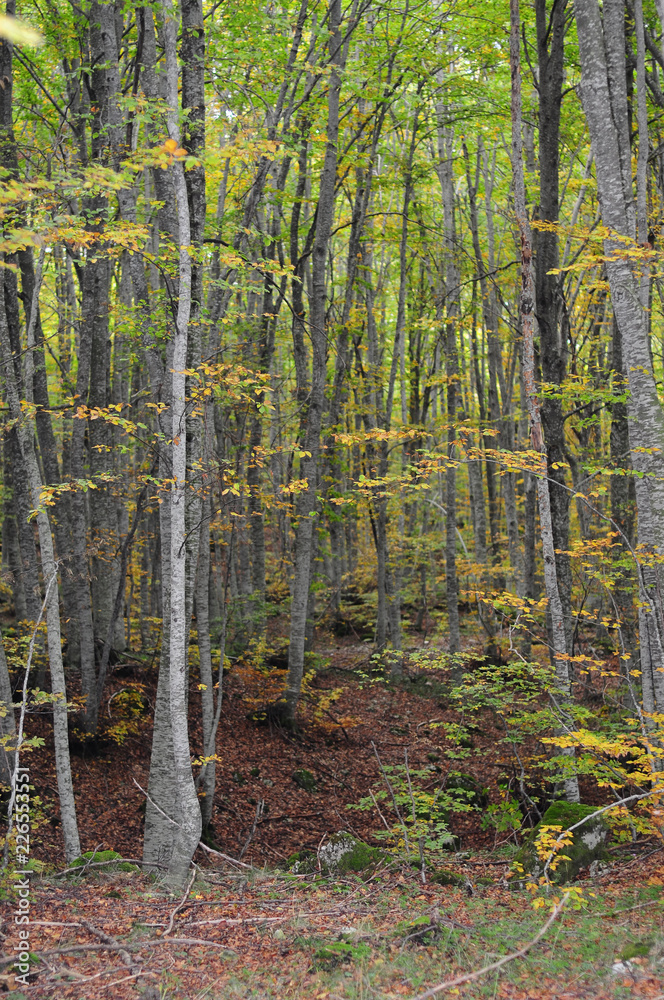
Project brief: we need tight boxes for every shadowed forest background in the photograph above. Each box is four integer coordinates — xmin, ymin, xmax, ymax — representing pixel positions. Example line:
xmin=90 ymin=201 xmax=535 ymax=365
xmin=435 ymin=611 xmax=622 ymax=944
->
xmin=1 ymin=0 xmax=664 ymax=996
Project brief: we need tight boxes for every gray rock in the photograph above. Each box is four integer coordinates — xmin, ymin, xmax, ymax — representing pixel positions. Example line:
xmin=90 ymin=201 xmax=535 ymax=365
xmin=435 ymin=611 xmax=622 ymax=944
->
xmin=512 ymin=801 xmax=609 ymax=886
xmin=288 ymin=833 xmax=388 ymax=875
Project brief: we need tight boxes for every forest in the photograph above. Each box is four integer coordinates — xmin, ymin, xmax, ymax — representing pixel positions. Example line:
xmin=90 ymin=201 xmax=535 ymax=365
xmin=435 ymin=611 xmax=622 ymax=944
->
xmin=1 ymin=0 xmax=664 ymax=996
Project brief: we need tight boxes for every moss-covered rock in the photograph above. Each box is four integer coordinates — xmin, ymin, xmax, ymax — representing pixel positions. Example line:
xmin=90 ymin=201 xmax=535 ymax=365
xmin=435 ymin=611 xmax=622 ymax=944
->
xmin=512 ymin=801 xmax=609 ymax=886
xmin=292 ymin=768 xmax=317 ymax=792
xmin=284 ymin=848 xmax=315 ymax=871
xmin=620 ymin=940 xmax=653 ymax=961
xmin=289 ymin=834 xmax=388 ymax=875
xmin=429 ymin=867 xmax=467 ymax=887
xmin=68 ymin=849 xmax=137 ymax=875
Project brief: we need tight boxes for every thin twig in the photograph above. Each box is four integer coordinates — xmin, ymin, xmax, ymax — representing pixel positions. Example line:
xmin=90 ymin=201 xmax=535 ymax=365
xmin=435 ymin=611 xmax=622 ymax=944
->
xmin=369 ymin=789 xmax=392 ymax=833
xmin=78 ymin=918 xmax=136 ymax=971
xmin=55 ymin=857 xmax=165 ymax=877
xmin=595 ymin=898 xmax=662 ymax=918
xmin=3 ymin=567 xmax=59 ymax=869
xmin=132 ymin=777 xmax=182 ymax=829
xmin=71 ymin=970 xmax=155 ymax=989
xmin=198 ymin=840 xmax=254 ymax=870
xmin=371 ymin=740 xmax=410 ymax=856
xmin=184 ymin=915 xmax=288 ymax=928
xmin=78 ymin=844 xmax=104 ymax=878
xmin=408 ymin=898 xmax=566 ymax=1000
xmin=239 ymin=799 xmax=265 ymax=861
xmin=540 ymin=791 xmax=660 ymax=881
xmin=164 ymin=868 xmax=197 ymax=936
xmin=404 ymin=748 xmax=417 ymax=826
xmin=5 ymin=937 xmax=238 ymax=962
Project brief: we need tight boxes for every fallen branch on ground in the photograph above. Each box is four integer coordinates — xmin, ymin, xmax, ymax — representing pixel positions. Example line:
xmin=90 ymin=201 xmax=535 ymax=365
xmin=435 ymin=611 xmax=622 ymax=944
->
xmin=408 ymin=898 xmax=566 ymax=1000
xmin=198 ymin=840 xmax=254 ymax=869
xmin=164 ymin=868 xmax=197 ymax=936
xmin=55 ymin=858 xmax=166 ymax=877
xmin=0 ymin=937 xmax=237 ymax=966
xmin=78 ymin=918 xmax=136 ymax=971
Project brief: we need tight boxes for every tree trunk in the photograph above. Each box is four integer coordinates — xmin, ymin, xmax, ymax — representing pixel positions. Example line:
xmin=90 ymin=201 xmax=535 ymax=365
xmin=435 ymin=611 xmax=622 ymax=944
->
xmin=511 ymin=0 xmax=580 ymax=802
xmin=575 ymin=0 xmax=664 ymax=713
xmin=0 ymin=632 xmax=15 ymax=786
xmin=535 ymin=0 xmax=573 ymax=652
xmin=143 ymin=0 xmax=202 ymax=883
xmin=164 ymin=0 xmax=202 ymax=883
xmin=74 ymin=259 xmax=102 ymax=731
xmin=437 ymin=121 xmax=461 ymax=659
xmin=284 ymin=0 xmax=343 ymax=721
xmin=196 ymin=491 xmax=215 ymax=830
xmin=0 ymin=271 xmax=82 ymax=859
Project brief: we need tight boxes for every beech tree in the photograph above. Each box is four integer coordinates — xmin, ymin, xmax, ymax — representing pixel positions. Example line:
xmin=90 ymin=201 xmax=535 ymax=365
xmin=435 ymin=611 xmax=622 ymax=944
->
xmin=1 ymin=0 xmax=663 ymax=877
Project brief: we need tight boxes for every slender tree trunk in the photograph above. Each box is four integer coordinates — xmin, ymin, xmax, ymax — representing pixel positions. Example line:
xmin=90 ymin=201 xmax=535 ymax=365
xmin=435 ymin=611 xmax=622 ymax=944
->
xmin=0 ymin=272 xmax=82 ymax=859
xmin=284 ymin=0 xmax=343 ymax=721
xmin=74 ymin=260 xmax=102 ymax=731
xmin=610 ymin=314 xmax=638 ymax=694
xmin=0 ymin=633 xmax=15 ymax=786
xmin=7 ymin=431 xmax=41 ymax=626
xmin=511 ymin=0 xmax=580 ymax=802
xmin=3 ymin=440 xmax=26 ymax=621
xmin=437 ymin=122 xmax=461 ymax=659
xmin=164 ymin=0 xmax=202 ymax=883
xmin=535 ymin=0 xmax=573 ymax=651
xmin=375 ymin=112 xmax=420 ymax=667
xmin=18 ymin=248 xmax=78 ymax=667
xmin=196 ymin=490 xmax=215 ymax=830
xmin=87 ymin=0 xmax=125 ymax=657
xmin=143 ymin=0 xmax=202 ymax=883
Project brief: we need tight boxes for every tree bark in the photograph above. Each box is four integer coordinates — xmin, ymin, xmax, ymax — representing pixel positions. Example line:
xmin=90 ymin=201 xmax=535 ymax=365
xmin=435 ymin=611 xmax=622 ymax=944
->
xmin=575 ymin=0 xmax=664 ymax=713
xmin=143 ymin=0 xmax=202 ymax=883
xmin=437 ymin=122 xmax=461 ymax=659
xmin=535 ymin=0 xmax=573 ymax=652
xmin=284 ymin=0 xmax=343 ymax=721
xmin=0 ymin=632 xmax=15 ymax=786
xmin=164 ymin=0 xmax=202 ymax=883
xmin=512 ymin=0 xmax=580 ymax=802
xmin=0 ymin=271 xmax=81 ymax=859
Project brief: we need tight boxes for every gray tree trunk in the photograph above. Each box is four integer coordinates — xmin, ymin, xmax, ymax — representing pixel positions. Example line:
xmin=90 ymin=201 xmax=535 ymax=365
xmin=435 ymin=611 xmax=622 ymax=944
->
xmin=512 ymin=0 xmax=580 ymax=802
xmin=0 ymin=632 xmax=15 ymax=786
xmin=535 ymin=0 xmax=573 ymax=652
xmin=575 ymin=0 xmax=664 ymax=713
xmin=437 ymin=122 xmax=461 ymax=660
xmin=143 ymin=0 xmax=202 ymax=883
xmin=284 ymin=0 xmax=343 ymax=721
xmin=72 ymin=261 xmax=100 ymax=731
xmin=0 ymin=273 xmax=82 ymax=859
xmin=163 ymin=0 xmax=202 ymax=883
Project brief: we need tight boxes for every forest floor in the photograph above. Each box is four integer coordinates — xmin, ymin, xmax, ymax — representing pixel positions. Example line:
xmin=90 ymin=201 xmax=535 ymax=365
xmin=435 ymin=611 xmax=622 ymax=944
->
xmin=1 ymin=621 xmax=664 ymax=999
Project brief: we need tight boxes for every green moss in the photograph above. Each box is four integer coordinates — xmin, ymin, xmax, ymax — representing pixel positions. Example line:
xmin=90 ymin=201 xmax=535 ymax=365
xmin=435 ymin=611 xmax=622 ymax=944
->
xmin=313 ymin=939 xmax=372 ymax=969
xmin=292 ymin=768 xmax=317 ymax=792
xmin=539 ymin=801 xmax=598 ymax=827
xmin=620 ymin=940 xmax=652 ymax=960
xmin=68 ymin=850 xmax=137 ymax=875
xmin=512 ymin=801 xmax=609 ymax=886
xmin=289 ymin=834 xmax=388 ymax=876
xmin=429 ymin=867 xmax=466 ymax=887
xmin=334 ymin=839 xmax=386 ymax=873
xmin=284 ymin=848 xmax=315 ymax=870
